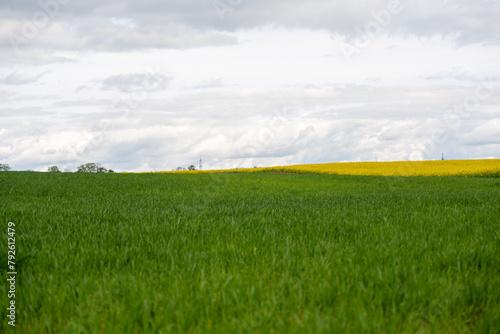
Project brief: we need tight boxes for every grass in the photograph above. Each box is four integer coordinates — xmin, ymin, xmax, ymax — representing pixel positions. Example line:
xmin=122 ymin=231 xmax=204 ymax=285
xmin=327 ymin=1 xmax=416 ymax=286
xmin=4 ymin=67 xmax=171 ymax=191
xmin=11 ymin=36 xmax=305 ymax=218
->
xmin=1 ymin=171 xmax=499 ymax=333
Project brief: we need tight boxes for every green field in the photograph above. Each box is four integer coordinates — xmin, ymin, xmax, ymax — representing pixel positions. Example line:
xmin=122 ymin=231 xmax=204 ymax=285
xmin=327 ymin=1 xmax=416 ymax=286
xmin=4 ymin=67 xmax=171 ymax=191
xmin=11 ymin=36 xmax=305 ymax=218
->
xmin=1 ymin=171 xmax=499 ymax=333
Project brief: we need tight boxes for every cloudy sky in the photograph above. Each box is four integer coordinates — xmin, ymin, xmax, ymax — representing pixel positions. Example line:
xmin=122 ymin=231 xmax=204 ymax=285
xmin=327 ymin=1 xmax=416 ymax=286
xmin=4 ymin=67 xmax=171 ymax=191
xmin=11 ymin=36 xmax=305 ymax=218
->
xmin=1 ymin=0 xmax=499 ymax=172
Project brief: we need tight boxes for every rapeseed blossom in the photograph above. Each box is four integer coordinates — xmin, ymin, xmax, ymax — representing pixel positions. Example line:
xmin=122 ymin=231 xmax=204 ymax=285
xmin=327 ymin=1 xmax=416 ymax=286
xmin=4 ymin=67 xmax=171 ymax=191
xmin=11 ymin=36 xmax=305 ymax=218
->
xmin=141 ymin=159 xmax=500 ymax=177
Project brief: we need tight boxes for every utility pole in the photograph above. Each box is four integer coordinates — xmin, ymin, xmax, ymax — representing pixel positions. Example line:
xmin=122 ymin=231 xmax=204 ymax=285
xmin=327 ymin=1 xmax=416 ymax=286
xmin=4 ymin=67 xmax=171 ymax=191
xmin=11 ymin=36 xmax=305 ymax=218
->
xmin=199 ymin=156 xmax=203 ymax=170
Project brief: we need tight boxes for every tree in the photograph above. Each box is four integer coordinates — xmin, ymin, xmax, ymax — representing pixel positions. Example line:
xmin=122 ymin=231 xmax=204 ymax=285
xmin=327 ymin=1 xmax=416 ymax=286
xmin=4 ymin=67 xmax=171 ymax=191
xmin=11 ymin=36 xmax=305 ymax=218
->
xmin=0 ymin=163 xmax=11 ymax=171
xmin=188 ymin=165 xmax=196 ymax=170
xmin=175 ymin=167 xmax=185 ymax=171
xmin=97 ymin=165 xmax=108 ymax=173
xmin=47 ymin=166 xmax=61 ymax=173
xmin=77 ymin=163 xmax=108 ymax=173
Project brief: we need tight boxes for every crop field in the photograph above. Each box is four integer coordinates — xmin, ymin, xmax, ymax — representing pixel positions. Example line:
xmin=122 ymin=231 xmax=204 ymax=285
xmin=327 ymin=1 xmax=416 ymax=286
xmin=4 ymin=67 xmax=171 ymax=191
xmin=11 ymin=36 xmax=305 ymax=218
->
xmin=153 ymin=159 xmax=500 ymax=177
xmin=1 ymin=167 xmax=499 ymax=333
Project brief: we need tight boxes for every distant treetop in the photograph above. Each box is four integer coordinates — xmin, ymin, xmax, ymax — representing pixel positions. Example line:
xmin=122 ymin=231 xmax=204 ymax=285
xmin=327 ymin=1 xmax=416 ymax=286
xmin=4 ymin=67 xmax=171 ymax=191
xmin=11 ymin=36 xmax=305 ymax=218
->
xmin=0 ymin=163 xmax=11 ymax=171
xmin=47 ymin=166 xmax=61 ymax=173
xmin=77 ymin=163 xmax=109 ymax=173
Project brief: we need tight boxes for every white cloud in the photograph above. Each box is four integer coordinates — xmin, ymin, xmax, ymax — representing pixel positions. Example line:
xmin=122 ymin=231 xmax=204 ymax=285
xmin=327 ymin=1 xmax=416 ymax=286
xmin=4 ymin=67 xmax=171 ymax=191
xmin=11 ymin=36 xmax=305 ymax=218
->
xmin=462 ymin=119 xmax=500 ymax=145
xmin=0 ymin=1 xmax=499 ymax=171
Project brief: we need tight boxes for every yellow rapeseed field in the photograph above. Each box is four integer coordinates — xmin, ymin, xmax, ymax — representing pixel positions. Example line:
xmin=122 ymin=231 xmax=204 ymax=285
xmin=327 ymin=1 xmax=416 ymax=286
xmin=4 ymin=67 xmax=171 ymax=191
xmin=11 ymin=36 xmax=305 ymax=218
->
xmin=146 ymin=159 xmax=500 ymax=177
xmin=264 ymin=159 xmax=500 ymax=177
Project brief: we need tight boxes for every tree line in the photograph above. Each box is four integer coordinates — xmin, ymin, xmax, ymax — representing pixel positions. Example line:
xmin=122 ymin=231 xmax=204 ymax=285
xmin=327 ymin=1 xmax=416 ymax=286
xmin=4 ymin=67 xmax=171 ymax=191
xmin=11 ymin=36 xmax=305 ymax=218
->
xmin=1 ymin=162 xmax=201 ymax=172
xmin=0 ymin=163 xmax=114 ymax=173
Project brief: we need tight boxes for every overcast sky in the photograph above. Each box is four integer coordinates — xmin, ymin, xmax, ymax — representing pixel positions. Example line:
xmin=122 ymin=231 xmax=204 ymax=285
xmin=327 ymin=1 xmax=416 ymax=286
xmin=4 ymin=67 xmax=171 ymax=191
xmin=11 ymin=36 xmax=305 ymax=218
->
xmin=1 ymin=0 xmax=499 ymax=172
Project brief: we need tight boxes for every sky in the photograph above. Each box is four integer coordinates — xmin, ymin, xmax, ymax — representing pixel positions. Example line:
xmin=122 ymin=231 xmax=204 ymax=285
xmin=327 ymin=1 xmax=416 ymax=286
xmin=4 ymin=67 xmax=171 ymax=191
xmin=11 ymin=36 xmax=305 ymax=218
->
xmin=0 ymin=0 xmax=499 ymax=172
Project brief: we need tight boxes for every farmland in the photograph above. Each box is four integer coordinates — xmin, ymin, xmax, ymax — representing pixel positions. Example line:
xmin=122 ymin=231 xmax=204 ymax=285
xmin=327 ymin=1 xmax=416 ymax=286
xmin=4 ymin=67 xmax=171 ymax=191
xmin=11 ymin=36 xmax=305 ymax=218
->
xmin=154 ymin=159 xmax=500 ymax=177
xmin=1 ymin=168 xmax=499 ymax=333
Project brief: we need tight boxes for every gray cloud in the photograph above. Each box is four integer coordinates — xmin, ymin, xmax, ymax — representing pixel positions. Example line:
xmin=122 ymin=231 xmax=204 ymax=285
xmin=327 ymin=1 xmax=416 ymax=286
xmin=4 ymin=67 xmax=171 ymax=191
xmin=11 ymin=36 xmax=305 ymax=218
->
xmin=101 ymin=73 xmax=171 ymax=92
xmin=193 ymin=78 xmax=225 ymax=89
xmin=1 ymin=0 xmax=500 ymax=56
xmin=0 ymin=47 xmax=74 ymax=65
xmin=2 ymin=80 xmax=498 ymax=171
xmin=425 ymin=71 xmax=500 ymax=83
xmin=0 ymin=70 xmax=49 ymax=85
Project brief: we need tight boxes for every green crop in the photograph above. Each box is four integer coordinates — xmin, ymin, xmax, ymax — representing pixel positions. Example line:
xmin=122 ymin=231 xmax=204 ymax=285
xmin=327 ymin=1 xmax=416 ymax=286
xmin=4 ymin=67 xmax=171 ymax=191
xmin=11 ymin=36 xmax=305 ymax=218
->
xmin=1 ymin=172 xmax=499 ymax=333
